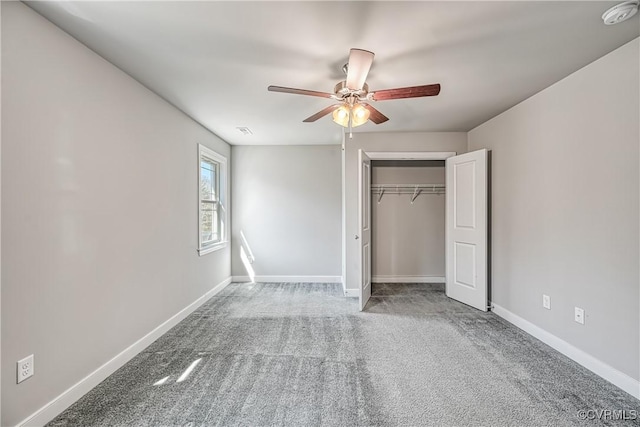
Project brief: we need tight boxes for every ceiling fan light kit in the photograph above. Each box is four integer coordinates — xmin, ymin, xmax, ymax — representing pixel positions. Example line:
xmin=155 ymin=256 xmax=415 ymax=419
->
xmin=332 ymin=105 xmax=350 ymax=127
xmin=268 ymin=48 xmax=441 ymax=132
xmin=351 ymin=104 xmax=370 ymax=126
xmin=332 ymin=103 xmax=370 ymax=128
xmin=602 ymin=1 xmax=638 ymax=25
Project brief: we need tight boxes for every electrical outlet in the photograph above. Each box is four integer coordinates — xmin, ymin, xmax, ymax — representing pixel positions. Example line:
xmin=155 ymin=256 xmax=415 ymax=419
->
xmin=542 ymin=294 xmax=551 ymax=310
xmin=574 ymin=307 xmax=585 ymax=325
xmin=17 ymin=354 xmax=34 ymax=384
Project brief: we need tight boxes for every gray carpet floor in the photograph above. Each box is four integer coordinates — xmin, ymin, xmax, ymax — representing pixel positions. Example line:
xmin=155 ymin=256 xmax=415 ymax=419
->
xmin=48 ymin=283 xmax=639 ymax=426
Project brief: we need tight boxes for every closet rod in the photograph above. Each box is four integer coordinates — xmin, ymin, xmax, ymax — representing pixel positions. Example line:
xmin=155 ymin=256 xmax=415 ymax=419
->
xmin=371 ymin=184 xmax=445 ymax=202
xmin=371 ymin=184 xmax=445 ymax=192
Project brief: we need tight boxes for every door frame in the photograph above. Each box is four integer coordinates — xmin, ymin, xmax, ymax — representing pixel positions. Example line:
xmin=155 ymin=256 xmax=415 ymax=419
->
xmin=355 ymin=151 xmax=457 ymax=305
xmin=366 ymin=152 xmax=457 ymax=161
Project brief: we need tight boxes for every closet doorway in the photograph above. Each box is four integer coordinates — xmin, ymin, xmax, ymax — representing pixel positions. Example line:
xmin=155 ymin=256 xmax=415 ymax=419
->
xmin=357 ymin=150 xmax=488 ymax=312
xmin=371 ymin=159 xmax=446 ymax=286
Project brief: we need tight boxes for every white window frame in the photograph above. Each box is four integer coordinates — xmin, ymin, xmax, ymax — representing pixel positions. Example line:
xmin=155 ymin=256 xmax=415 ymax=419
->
xmin=198 ymin=144 xmax=228 ymax=255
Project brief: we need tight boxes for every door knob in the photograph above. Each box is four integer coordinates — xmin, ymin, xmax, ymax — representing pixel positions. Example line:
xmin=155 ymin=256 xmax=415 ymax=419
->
xmin=355 ymin=235 xmax=359 ymax=240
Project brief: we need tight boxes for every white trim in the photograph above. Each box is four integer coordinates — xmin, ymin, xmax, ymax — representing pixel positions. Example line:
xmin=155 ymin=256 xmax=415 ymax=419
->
xmin=198 ymin=144 xmax=228 ymax=253
xmin=372 ymin=275 xmax=445 ymax=284
xmin=492 ymin=303 xmax=640 ymax=400
xmin=366 ymin=151 xmax=456 ymax=160
xmin=198 ymin=240 xmax=228 ymax=256
xmin=343 ymin=289 xmax=359 ymax=298
xmin=17 ymin=277 xmax=233 ymax=427
xmin=232 ymin=275 xmax=342 ymax=284
xmin=341 ymin=133 xmax=347 ymax=296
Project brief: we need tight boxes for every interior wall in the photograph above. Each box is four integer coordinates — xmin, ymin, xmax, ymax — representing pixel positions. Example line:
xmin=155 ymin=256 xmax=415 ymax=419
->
xmin=371 ymin=163 xmax=445 ymax=280
xmin=469 ymin=38 xmax=639 ymax=382
xmin=231 ymin=145 xmax=342 ymax=279
xmin=1 ymin=3 xmax=231 ymax=425
xmin=344 ymin=132 xmax=467 ymax=293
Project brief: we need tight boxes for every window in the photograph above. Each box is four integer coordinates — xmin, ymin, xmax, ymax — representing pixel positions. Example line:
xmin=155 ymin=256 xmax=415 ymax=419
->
xmin=198 ymin=144 xmax=227 ymax=255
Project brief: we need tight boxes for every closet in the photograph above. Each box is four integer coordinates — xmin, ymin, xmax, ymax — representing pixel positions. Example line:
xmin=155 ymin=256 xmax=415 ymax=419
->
xmin=357 ymin=149 xmax=487 ymax=311
xmin=371 ymin=160 xmax=446 ymax=284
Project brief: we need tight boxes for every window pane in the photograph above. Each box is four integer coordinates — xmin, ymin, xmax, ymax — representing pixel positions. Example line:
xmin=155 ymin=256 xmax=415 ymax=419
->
xmin=212 ymin=206 xmax=219 ymax=241
xmin=200 ymin=201 xmax=219 ymax=244
xmin=200 ymin=160 xmax=217 ymax=201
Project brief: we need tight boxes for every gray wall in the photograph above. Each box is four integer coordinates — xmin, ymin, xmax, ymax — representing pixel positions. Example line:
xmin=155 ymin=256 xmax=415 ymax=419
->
xmin=371 ymin=164 xmax=445 ymax=279
xmin=469 ymin=38 xmax=639 ymax=381
xmin=231 ymin=145 xmax=342 ymax=278
xmin=1 ymin=3 xmax=231 ymax=425
xmin=344 ymin=132 xmax=467 ymax=292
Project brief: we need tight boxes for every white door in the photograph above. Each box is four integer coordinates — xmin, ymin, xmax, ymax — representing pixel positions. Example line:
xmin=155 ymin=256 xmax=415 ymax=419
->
xmin=358 ymin=149 xmax=372 ymax=311
xmin=446 ymin=149 xmax=488 ymax=311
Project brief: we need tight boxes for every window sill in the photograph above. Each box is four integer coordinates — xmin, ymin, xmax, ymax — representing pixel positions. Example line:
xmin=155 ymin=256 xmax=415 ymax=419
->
xmin=198 ymin=241 xmax=228 ymax=256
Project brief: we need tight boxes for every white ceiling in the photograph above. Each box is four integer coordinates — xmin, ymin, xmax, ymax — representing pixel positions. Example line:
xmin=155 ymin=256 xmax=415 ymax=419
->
xmin=27 ymin=1 xmax=639 ymax=145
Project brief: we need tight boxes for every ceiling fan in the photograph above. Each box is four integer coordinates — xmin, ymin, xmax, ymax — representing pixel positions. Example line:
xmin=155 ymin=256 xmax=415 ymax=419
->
xmin=268 ymin=48 xmax=441 ymax=133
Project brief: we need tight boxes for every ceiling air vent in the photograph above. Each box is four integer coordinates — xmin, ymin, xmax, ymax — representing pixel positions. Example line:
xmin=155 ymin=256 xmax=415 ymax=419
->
xmin=236 ymin=127 xmax=253 ymax=135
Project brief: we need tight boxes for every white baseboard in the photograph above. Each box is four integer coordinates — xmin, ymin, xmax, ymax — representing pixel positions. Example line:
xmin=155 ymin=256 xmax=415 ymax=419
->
xmin=372 ymin=275 xmax=445 ymax=284
xmin=232 ymin=275 xmax=342 ymax=283
xmin=492 ymin=303 xmax=640 ymax=400
xmin=343 ymin=288 xmax=359 ymax=298
xmin=17 ymin=276 xmax=233 ymax=427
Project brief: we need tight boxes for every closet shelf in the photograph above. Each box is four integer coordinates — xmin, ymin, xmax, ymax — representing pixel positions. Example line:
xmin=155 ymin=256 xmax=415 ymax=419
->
xmin=371 ymin=184 xmax=445 ymax=203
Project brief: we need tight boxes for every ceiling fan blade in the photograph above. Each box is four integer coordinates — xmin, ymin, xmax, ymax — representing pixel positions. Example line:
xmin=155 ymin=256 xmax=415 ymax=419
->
xmin=371 ymin=84 xmax=441 ymax=101
xmin=363 ymin=104 xmax=389 ymax=124
xmin=303 ymin=104 xmax=340 ymax=122
xmin=346 ymin=48 xmax=374 ymax=90
xmin=268 ymin=85 xmax=333 ymax=98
